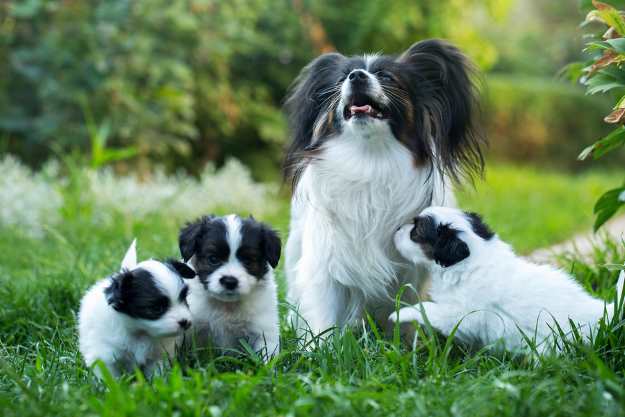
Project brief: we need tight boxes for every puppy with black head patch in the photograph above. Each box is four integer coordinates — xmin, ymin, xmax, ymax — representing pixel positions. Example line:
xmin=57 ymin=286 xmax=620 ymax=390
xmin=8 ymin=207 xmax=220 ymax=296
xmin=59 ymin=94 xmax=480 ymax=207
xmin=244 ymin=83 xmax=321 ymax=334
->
xmin=78 ymin=239 xmax=196 ymax=379
xmin=390 ymin=207 xmax=624 ymax=353
xmin=179 ymin=214 xmax=281 ymax=361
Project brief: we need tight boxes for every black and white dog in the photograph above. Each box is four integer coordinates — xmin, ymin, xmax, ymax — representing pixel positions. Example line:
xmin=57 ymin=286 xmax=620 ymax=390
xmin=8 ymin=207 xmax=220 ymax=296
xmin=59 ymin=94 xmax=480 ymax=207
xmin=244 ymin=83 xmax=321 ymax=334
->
xmin=391 ymin=207 xmax=625 ymax=353
xmin=78 ymin=240 xmax=196 ymax=379
xmin=179 ymin=214 xmax=281 ymax=360
xmin=283 ymin=39 xmax=484 ymax=335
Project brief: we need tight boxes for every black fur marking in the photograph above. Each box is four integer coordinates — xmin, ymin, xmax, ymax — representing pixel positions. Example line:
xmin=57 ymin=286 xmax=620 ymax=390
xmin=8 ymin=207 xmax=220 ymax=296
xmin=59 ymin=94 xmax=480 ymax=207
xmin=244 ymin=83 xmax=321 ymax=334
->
xmin=410 ymin=215 xmax=470 ymax=267
xmin=178 ymin=215 xmax=230 ymax=287
xmin=165 ymin=259 xmax=197 ymax=279
xmin=465 ymin=211 xmax=494 ymax=240
xmin=104 ymin=268 xmax=171 ymax=320
xmin=238 ymin=218 xmax=282 ymax=277
xmin=283 ymin=39 xmax=485 ymax=190
xmin=178 ymin=285 xmax=189 ymax=303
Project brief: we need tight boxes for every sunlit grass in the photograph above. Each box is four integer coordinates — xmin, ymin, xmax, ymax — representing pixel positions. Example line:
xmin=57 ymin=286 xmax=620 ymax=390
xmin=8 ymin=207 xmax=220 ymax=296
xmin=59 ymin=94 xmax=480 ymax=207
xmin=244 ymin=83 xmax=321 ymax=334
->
xmin=457 ymin=164 xmax=620 ymax=253
xmin=1 ymin=163 xmax=624 ymax=416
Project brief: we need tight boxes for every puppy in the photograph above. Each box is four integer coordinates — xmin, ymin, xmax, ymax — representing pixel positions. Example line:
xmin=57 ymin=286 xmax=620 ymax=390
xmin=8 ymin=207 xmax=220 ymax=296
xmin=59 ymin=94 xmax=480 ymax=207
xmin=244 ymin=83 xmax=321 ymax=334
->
xmin=390 ymin=207 xmax=624 ymax=353
xmin=78 ymin=239 xmax=196 ymax=379
xmin=179 ymin=214 xmax=281 ymax=361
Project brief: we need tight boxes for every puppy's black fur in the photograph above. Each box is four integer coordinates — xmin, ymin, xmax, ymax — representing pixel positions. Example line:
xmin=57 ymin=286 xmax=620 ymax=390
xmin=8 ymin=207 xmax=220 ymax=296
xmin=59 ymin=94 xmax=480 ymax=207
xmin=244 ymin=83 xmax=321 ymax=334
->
xmin=465 ymin=212 xmax=494 ymax=241
xmin=284 ymin=39 xmax=484 ymax=188
xmin=410 ymin=215 xmax=470 ymax=267
xmin=105 ymin=269 xmax=171 ymax=320
xmin=178 ymin=215 xmax=282 ymax=285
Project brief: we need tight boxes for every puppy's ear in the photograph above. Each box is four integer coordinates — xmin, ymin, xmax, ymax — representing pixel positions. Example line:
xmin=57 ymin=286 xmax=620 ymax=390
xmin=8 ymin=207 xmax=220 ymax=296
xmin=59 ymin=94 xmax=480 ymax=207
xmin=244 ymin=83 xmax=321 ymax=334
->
xmin=169 ymin=260 xmax=197 ymax=279
xmin=261 ymin=225 xmax=281 ymax=269
xmin=433 ymin=228 xmax=470 ymax=267
xmin=120 ymin=239 xmax=137 ymax=271
xmin=398 ymin=39 xmax=484 ymax=183
xmin=105 ymin=270 xmax=133 ymax=311
xmin=465 ymin=211 xmax=494 ymax=240
xmin=179 ymin=216 xmax=212 ymax=262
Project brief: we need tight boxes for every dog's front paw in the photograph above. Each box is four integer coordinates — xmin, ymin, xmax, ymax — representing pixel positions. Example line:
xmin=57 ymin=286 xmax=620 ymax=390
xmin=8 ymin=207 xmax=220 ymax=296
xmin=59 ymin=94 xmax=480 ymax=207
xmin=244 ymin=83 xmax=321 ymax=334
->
xmin=389 ymin=305 xmax=424 ymax=324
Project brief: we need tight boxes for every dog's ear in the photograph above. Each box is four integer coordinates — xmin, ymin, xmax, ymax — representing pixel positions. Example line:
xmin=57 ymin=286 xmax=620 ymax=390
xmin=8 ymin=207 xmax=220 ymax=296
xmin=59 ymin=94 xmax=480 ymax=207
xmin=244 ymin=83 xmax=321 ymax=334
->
xmin=120 ymin=239 xmax=137 ymax=271
xmin=433 ymin=228 xmax=470 ymax=267
xmin=105 ymin=270 xmax=133 ymax=311
xmin=398 ymin=39 xmax=484 ymax=183
xmin=179 ymin=216 xmax=212 ymax=262
xmin=464 ymin=211 xmax=494 ymax=240
xmin=261 ymin=225 xmax=281 ymax=269
xmin=169 ymin=260 xmax=197 ymax=279
xmin=284 ymin=52 xmax=346 ymax=184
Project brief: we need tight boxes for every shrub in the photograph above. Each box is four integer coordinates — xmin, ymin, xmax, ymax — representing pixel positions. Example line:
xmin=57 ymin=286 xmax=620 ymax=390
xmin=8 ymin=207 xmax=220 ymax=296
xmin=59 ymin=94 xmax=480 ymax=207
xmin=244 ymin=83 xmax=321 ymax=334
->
xmin=483 ymin=75 xmax=619 ymax=169
xmin=565 ymin=0 xmax=625 ymax=229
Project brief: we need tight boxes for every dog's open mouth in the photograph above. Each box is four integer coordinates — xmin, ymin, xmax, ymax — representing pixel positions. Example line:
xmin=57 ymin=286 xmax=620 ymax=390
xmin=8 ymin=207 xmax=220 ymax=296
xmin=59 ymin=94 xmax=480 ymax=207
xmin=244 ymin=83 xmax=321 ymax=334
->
xmin=343 ymin=94 xmax=388 ymax=120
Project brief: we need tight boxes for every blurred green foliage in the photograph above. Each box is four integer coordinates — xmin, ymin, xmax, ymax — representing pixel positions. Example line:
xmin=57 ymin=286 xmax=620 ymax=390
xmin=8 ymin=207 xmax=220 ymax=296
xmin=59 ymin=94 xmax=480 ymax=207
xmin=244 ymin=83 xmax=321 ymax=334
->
xmin=1 ymin=0 xmax=620 ymax=180
xmin=0 ymin=0 xmax=507 ymax=177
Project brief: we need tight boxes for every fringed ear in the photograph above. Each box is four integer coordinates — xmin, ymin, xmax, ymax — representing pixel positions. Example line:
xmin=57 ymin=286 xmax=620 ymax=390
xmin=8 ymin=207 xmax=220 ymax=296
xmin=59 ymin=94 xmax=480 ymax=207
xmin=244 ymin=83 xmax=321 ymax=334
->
xmin=433 ymin=228 xmax=470 ymax=267
xmin=120 ymin=239 xmax=137 ymax=271
xmin=169 ymin=260 xmax=197 ymax=279
xmin=283 ymin=52 xmax=346 ymax=186
xmin=261 ymin=225 xmax=282 ymax=269
xmin=398 ymin=39 xmax=484 ymax=183
xmin=179 ymin=216 xmax=213 ymax=262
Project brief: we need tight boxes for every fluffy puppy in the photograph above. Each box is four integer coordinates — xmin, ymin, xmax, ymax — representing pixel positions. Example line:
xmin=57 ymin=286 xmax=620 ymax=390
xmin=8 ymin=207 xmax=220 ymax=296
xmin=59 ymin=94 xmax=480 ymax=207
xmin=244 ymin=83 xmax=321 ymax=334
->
xmin=283 ymin=39 xmax=485 ymax=336
xmin=390 ymin=207 xmax=624 ymax=353
xmin=78 ymin=240 xmax=196 ymax=379
xmin=179 ymin=214 xmax=281 ymax=361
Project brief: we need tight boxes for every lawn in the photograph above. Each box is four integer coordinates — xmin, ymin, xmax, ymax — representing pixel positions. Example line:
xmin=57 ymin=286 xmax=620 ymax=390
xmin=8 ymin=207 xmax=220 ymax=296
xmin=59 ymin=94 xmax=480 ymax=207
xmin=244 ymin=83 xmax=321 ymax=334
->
xmin=1 ymin=162 xmax=624 ymax=417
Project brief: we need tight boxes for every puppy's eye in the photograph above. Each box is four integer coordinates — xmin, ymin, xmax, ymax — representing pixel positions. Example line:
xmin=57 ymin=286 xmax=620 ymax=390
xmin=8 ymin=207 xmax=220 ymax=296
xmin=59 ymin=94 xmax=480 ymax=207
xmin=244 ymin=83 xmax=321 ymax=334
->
xmin=207 ymin=255 xmax=221 ymax=266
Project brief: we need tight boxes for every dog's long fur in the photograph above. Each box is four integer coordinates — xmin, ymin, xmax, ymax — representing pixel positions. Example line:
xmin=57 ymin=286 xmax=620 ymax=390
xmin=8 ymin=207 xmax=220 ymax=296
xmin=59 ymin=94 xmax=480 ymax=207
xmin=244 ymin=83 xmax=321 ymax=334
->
xmin=283 ymin=40 xmax=484 ymax=335
xmin=391 ymin=207 xmax=625 ymax=353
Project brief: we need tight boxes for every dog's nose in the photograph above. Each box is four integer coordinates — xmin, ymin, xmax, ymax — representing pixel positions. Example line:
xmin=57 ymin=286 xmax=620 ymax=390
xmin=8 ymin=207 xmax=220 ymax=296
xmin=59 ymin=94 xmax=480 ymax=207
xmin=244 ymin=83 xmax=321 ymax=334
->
xmin=178 ymin=319 xmax=191 ymax=330
xmin=219 ymin=275 xmax=239 ymax=290
xmin=348 ymin=69 xmax=368 ymax=84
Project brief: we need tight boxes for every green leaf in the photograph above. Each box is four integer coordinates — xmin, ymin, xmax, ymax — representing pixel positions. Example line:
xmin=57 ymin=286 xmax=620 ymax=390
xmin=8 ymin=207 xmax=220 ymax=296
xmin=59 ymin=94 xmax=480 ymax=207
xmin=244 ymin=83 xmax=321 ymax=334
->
xmin=579 ymin=127 xmax=625 ymax=160
xmin=606 ymin=38 xmax=625 ymax=53
xmin=593 ymin=185 xmax=625 ymax=231
xmin=595 ymin=1 xmax=625 ymax=36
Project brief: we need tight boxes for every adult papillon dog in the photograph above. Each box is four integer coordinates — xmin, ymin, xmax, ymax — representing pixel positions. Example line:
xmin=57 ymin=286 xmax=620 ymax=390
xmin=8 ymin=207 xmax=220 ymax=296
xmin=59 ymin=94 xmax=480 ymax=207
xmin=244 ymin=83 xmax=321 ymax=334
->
xmin=282 ymin=39 xmax=485 ymax=336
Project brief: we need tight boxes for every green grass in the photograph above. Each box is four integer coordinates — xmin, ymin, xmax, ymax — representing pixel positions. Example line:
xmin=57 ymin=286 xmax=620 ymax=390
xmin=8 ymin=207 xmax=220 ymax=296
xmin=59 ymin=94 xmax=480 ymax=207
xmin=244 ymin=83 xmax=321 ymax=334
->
xmin=1 ymin=163 xmax=625 ymax=417
xmin=457 ymin=164 xmax=620 ymax=253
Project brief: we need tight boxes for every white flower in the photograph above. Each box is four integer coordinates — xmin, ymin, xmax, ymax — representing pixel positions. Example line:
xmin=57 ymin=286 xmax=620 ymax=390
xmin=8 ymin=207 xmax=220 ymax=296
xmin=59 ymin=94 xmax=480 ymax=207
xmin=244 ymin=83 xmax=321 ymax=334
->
xmin=0 ymin=156 xmax=63 ymax=238
xmin=85 ymin=158 xmax=278 ymax=224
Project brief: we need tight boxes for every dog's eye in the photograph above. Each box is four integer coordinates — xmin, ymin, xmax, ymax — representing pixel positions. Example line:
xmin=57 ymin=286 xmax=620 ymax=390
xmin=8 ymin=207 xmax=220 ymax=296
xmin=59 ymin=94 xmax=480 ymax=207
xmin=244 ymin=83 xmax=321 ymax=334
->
xmin=207 ymin=255 xmax=221 ymax=266
xmin=375 ymin=71 xmax=392 ymax=82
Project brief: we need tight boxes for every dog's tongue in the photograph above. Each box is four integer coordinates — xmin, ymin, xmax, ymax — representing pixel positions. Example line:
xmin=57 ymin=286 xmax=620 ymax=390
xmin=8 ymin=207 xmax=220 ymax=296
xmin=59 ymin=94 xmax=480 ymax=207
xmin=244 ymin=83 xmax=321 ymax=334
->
xmin=350 ymin=105 xmax=373 ymax=115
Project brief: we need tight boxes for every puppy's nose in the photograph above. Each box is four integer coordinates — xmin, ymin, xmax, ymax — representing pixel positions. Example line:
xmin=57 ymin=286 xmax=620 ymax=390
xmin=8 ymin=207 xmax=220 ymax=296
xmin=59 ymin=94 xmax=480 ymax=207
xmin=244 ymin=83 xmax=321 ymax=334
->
xmin=348 ymin=69 xmax=368 ymax=84
xmin=219 ymin=275 xmax=238 ymax=290
xmin=178 ymin=319 xmax=191 ymax=330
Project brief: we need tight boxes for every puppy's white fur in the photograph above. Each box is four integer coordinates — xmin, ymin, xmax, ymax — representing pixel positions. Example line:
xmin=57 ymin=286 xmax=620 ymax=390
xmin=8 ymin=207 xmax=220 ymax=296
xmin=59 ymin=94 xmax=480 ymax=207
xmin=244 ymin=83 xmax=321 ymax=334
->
xmin=286 ymin=119 xmax=455 ymax=335
xmin=186 ymin=215 xmax=280 ymax=360
xmin=78 ymin=240 xmax=192 ymax=378
xmin=391 ymin=207 xmax=624 ymax=353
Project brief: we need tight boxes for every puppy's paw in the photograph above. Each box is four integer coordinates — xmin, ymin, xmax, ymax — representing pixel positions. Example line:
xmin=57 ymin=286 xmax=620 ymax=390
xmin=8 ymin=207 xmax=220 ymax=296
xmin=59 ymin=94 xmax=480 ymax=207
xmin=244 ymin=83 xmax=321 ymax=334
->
xmin=389 ymin=306 xmax=423 ymax=324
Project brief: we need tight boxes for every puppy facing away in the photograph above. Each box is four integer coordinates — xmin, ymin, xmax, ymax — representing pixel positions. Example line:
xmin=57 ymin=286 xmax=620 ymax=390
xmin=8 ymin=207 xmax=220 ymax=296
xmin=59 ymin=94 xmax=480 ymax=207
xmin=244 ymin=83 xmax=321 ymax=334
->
xmin=390 ymin=207 xmax=624 ymax=353
xmin=179 ymin=214 xmax=281 ymax=361
xmin=78 ymin=239 xmax=197 ymax=379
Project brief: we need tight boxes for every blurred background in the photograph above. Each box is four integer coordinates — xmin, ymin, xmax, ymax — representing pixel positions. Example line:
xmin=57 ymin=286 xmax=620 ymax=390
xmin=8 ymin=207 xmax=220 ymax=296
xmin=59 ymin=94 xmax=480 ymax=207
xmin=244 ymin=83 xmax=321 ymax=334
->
xmin=0 ymin=0 xmax=623 ymax=252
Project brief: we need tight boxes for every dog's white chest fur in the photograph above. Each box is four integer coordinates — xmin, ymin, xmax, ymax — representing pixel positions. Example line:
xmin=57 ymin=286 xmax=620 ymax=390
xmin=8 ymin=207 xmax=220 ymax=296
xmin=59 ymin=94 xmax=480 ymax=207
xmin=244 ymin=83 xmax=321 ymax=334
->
xmin=286 ymin=126 xmax=454 ymax=332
